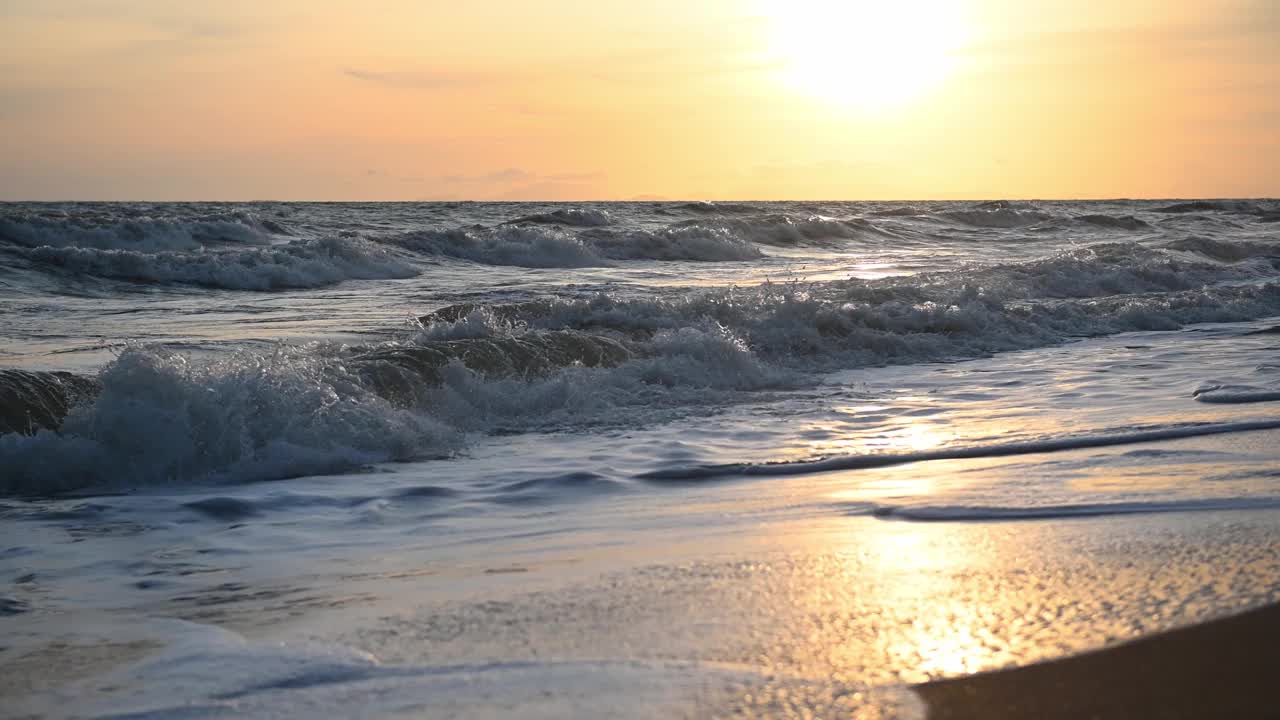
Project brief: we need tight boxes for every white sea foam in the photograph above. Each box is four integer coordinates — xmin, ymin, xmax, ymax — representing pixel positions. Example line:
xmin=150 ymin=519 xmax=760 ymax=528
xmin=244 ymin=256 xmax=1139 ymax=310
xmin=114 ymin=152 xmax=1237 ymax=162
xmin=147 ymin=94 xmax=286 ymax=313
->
xmin=0 ymin=346 xmax=460 ymax=494
xmin=0 ymin=322 xmax=796 ymax=494
xmin=48 ymin=628 xmax=924 ymax=720
xmin=390 ymin=226 xmax=606 ymax=267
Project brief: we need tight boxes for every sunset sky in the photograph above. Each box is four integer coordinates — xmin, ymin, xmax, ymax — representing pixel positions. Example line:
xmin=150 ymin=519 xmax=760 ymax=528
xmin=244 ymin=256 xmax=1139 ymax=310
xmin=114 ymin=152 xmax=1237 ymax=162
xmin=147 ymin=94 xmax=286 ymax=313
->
xmin=2 ymin=0 xmax=1277 ymax=201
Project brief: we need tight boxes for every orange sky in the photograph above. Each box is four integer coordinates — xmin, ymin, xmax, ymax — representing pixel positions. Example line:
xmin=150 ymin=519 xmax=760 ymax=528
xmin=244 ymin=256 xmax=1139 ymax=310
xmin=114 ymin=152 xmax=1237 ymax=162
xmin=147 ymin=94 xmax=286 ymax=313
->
xmin=1 ymin=0 xmax=1277 ymax=200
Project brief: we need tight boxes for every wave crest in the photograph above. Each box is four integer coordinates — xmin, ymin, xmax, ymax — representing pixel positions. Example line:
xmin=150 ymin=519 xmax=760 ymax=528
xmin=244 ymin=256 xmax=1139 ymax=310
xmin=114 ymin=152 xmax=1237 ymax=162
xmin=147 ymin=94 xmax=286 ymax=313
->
xmin=0 ymin=369 xmax=99 ymax=435
xmin=19 ymin=237 xmax=418 ymax=290
xmin=505 ymin=208 xmax=613 ymax=227
xmin=0 ymin=211 xmax=288 ymax=252
xmin=388 ymin=224 xmax=764 ymax=267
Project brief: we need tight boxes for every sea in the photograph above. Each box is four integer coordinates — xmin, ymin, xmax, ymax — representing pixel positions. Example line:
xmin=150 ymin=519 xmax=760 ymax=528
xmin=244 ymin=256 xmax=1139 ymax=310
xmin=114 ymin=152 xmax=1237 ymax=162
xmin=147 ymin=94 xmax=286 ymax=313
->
xmin=2 ymin=199 xmax=1279 ymax=718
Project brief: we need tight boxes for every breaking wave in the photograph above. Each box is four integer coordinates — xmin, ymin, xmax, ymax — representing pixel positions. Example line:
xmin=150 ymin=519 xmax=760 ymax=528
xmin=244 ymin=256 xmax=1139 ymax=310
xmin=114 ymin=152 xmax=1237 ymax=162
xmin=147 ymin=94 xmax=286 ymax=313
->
xmin=0 ymin=322 xmax=787 ymax=494
xmin=668 ymin=214 xmax=889 ymax=246
xmin=6 ymin=200 xmax=1280 ymax=494
xmin=15 ymin=237 xmax=418 ymax=290
xmin=0 ymin=369 xmax=99 ymax=435
xmin=0 ymin=211 xmax=289 ymax=252
xmin=387 ymin=224 xmax=763 ymax=266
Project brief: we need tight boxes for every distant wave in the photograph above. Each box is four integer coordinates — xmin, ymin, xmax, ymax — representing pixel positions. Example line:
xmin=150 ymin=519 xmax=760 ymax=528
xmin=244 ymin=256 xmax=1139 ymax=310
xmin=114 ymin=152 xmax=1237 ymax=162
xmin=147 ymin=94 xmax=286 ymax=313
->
xmin=1152 ymin=201 xmax=1273 ymax=215
xmin=409 ymin=244 xmax=1280 ymax=356
xmin=15 ymin=237 xmax=418 ymax=290
xmin=386 ymin=224 xmax=763 ymax=266
xmin=505 ymin=208 xmax=613 ymax=227
xmin=672 ymin=201 xmax=762 ymax=215
xmin=1075 ymin=214 xmax=1149 ymax=231
xmin=1162 ymin=236 xmax=1280 ymax=263
xmin=867 ymin=206 xmax=924 ymax=217
xmin=581 ymin=226 xmax=764 ymax=260
xmin=668 ymin=214 xmax=890 ymax=247
xmin=0 ymin=211 xmax=289 ymax=252
xmin=969 ymin=200 xmax=1041 ymax=211
xmin=383 ymin=213 xmax=1267 ymax=269
xmin=939 ymin=208 xmax=1056 ymax=228
xmin=935 ymin=241 xmax=1277 ymax=300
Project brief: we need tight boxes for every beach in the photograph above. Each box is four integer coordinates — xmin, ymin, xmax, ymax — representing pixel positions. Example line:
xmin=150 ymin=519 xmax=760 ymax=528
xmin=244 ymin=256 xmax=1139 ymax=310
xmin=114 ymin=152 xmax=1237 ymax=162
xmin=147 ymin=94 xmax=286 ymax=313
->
xmin=4 ymin=475 xmax=1278 ymax=718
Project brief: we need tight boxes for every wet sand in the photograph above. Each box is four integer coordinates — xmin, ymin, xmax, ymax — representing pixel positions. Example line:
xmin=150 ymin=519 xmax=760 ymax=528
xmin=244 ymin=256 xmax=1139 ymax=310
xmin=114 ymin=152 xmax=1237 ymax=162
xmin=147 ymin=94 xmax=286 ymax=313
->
xmin=917 ymin=601 xmax=1280 ymax=720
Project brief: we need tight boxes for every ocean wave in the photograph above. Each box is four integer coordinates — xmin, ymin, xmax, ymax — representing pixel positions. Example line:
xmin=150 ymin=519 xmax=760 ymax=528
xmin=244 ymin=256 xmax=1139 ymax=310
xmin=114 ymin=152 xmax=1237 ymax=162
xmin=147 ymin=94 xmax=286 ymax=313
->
xmin=0 ymin=211 xmax=288 ymax=252
xmin=0 ymin=369 xmax=99 ymax=435
xmin=8 ymin=268 xmax=1280 ymax=494
xmin=387 ymin=224 xmax=763 ymax=266
xmin=1162 ymin=236 xmax=1280 ymax=263
xmin=929 ymin=242 xmax=1274 ymax=300
xmin=0 ymin=346 xmax=462 ymax=495
xmin=1152 ymin=201 xmax=1271 ymax=215
xmin=867 ymin=206 xmax=924 ymax=217
xmin=352 ymin=331 xmax=635 ymax=404
xmin=581 ymin=226 xmax=764 ymax=260
xmin=505 ymin=208 xmax=613 ymax=227
xmin=939 ymin=208 xmax=1056 ymax=228
xmin=387 ymin=226 xmax=603 ymax=267
xmin=970 ymin=200 xmax=1042 ymax=211
xmin=0 ymin=323 xmax=790 ymax=494
xmin=412 ymin=253 xmax=1280 ymax=373
xmin=672 ymin=201 xmax=762 ymax=214
xmin=17 ymin=237 xmax=418 ymax=290
xmin=668 ymin=214 xmax=887 ymax=247
xmin=1075 ymin=214 xmax=1149 ymax=231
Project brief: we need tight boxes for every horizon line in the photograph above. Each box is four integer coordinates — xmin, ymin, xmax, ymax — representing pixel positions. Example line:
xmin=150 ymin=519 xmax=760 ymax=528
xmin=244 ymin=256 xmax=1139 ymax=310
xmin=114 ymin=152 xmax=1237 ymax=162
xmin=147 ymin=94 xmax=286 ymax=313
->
xmin=1 ymin=197 xmax=1277 ymax=204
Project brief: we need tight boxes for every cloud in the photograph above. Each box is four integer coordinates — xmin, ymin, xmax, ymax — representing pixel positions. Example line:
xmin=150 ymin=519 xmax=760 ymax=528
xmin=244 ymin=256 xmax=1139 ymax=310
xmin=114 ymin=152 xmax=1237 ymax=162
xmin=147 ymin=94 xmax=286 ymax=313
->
xmin=440 ymin=168 xmax=535 ymax=185
xmin=343 ymin=67 xmax=499 ymax=89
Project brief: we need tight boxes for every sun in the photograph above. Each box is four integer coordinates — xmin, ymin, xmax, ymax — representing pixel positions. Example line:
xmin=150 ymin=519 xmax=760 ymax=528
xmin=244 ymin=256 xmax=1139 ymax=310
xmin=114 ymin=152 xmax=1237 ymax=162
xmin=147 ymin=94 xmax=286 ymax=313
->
xmin=760 ymin=0 xmax=969 ymax=110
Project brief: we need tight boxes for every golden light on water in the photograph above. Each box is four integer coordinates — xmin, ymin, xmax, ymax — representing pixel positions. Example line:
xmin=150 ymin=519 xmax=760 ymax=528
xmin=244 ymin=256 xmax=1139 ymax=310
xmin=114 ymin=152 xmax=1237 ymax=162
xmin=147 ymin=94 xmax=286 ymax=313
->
xmin=760 ymin=0 xmax=970 ymax=110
